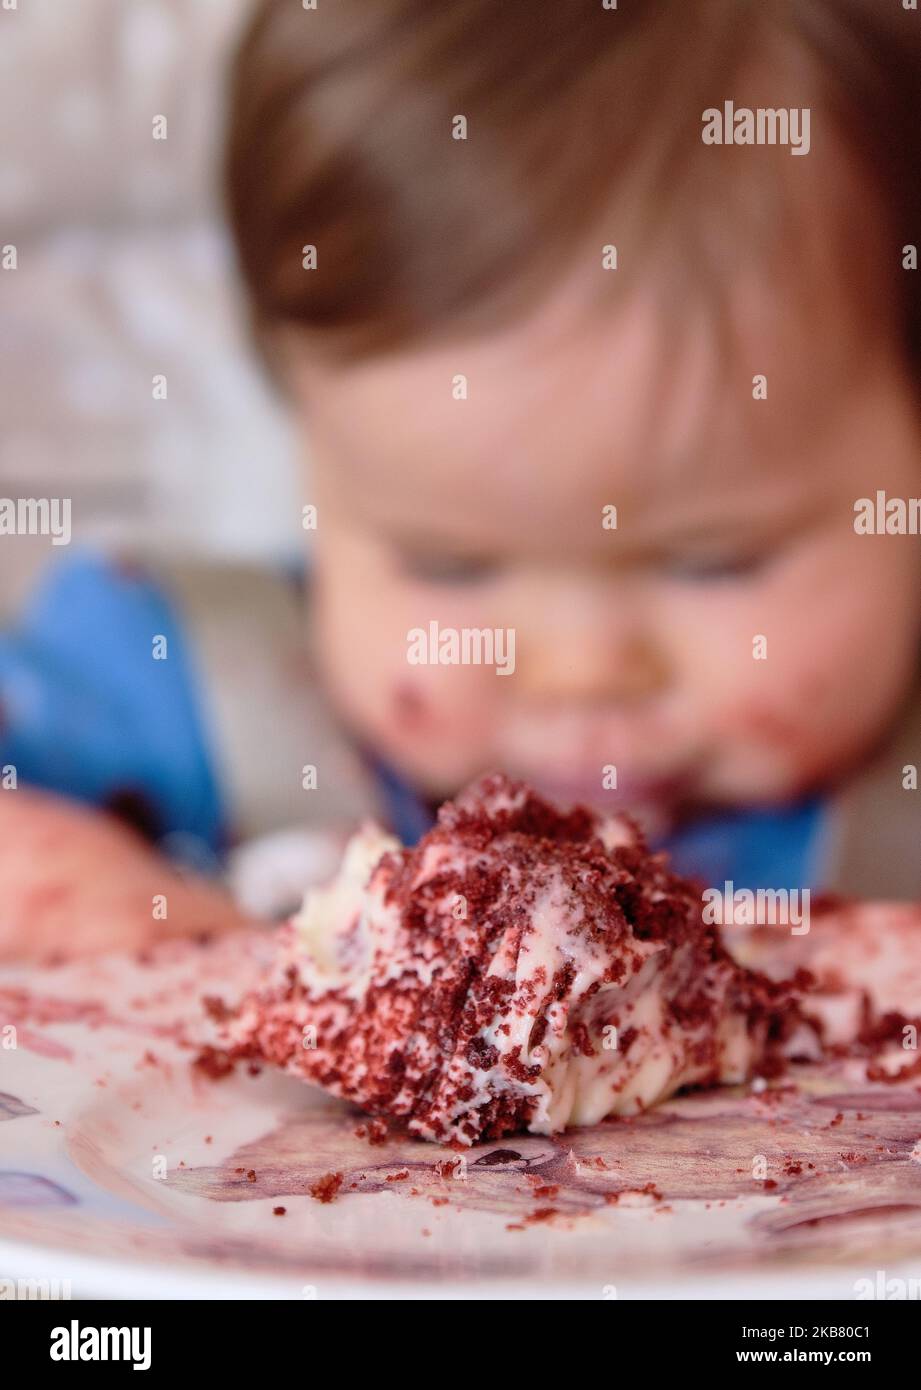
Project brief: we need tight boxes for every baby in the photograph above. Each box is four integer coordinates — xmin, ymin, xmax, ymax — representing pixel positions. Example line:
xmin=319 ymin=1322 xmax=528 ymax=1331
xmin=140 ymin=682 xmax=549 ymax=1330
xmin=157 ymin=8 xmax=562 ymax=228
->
xmin=3 ymin=0 xmax=921 ymax=958
xmin=222 ymin=0 xmax=921 ymax=896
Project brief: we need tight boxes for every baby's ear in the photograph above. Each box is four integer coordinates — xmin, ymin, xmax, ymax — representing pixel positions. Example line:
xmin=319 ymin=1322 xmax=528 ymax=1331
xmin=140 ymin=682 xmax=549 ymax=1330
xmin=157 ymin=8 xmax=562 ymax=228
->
xmin=257 ymin=322 xmax=325 ymax=407
xmin=239 ymin=316 xmax=299 ymax=406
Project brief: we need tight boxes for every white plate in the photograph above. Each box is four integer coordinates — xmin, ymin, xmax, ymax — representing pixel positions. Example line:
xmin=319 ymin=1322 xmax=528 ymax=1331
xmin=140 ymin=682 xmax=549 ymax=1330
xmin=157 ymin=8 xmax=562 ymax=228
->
xmin=3 ymin=933 xmax=921 ymax=1300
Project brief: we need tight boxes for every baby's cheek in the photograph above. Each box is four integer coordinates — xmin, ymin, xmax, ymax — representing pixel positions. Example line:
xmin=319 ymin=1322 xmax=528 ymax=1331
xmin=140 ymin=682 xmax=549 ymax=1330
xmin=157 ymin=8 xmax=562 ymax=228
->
xmin=387 ymin=668 xmax=490 ymax=731
xmin=390 ymin=677 xmax=431 ymax=733
xmin=316 ymin=565 xmax=504 ymax=789
xmin=715 ymin=695 xmax=839 ymax=795
xmin=379 ymin=665 xmax=503 ymax=786
xmin=692 ymin=551 xmax=916 ymax=797
xmin=697 ymin=660 xmax=844 ymax=800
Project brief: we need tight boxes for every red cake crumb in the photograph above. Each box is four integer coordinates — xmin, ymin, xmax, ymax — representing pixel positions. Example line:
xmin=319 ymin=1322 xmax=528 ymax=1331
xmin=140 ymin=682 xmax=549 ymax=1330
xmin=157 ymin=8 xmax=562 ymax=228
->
xmin=309 ymin=1171 xmax=344 ymax=1204
xmin=273 ymin=1206 xmax=286 ymax=1216
xmin=354 ymin=1117 xmax=390 ymax=1146
xmin=193 ymin=1045 xmax=235 ymax=1080
xmin=202 ymin=995 xmax=234 ymax=1023
xmin=867 ymin=1055 xmax=921 ymax=1084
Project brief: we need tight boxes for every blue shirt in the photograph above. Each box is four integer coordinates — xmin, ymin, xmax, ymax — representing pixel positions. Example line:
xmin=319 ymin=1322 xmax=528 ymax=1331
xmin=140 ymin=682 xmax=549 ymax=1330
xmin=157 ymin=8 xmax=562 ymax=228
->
xmin=0 ymin=551 xmax=224 ymax=867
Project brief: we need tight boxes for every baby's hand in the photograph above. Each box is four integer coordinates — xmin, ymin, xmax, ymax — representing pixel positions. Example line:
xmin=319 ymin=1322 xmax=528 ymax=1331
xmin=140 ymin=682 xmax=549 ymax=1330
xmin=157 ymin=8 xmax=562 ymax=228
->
xmin=0 ymin=789 xmax=257 ymax=963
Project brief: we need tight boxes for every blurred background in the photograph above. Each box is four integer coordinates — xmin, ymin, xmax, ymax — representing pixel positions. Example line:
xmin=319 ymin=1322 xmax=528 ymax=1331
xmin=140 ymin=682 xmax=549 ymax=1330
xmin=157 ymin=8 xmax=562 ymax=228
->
xmin=0 ymin=0 xmax=300 ymax=614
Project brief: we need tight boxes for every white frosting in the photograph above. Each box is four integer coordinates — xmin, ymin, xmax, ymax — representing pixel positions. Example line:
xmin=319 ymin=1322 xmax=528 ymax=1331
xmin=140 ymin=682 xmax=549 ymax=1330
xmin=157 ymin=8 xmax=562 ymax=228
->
xmin=290 ymin=823 xmax=399 ymax=994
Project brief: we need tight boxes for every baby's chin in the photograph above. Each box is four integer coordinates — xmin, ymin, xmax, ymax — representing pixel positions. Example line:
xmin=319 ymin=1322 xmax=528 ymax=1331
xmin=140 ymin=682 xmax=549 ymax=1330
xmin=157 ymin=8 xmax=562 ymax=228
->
xmin=387 ymin=733 xmax=842 ymax=829
xmin=690 ymin=755 xmax=838 ymax=814
xmin=403 ymin=766 xmax=684 ymax=840
xmin=517 ymin=777 xmax=675 ymax=838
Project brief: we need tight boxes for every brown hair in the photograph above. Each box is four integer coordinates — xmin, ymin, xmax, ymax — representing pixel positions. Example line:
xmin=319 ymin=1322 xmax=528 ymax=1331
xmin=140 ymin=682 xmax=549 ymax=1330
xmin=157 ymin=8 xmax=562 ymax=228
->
xmin=225 ymin=0 xmax=921 ymax=375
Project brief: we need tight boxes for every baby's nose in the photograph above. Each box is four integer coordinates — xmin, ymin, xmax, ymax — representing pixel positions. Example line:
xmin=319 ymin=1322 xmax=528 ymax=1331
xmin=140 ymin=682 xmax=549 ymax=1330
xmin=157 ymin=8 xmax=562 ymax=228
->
xmin=517 ymin=623 xmax=671 ymax=704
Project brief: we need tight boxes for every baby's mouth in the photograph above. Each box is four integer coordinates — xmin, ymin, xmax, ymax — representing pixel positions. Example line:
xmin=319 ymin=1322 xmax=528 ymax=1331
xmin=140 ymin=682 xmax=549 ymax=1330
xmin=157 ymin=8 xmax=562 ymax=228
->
xmin=521 ymin=767 xmax=698 ymax=821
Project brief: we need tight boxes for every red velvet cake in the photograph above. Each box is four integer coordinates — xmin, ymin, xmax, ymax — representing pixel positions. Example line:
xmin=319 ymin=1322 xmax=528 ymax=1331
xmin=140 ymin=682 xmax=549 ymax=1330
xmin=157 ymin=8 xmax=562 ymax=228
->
xmin=209 ymin=774 xmax=810 ymax=1144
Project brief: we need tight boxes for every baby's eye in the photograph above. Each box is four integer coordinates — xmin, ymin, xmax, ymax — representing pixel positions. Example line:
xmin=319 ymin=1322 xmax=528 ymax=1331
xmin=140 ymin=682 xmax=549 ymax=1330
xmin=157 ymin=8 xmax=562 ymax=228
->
xmin=398 ymin=551 xmax=501 ymax=585
xmin=664 ymin=551 xmax=770 ymax=583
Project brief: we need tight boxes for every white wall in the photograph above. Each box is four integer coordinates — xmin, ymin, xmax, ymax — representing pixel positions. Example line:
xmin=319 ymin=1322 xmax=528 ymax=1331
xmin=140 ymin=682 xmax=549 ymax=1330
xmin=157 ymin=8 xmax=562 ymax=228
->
xmin=0 ymin=0 xmax=302 ymax=609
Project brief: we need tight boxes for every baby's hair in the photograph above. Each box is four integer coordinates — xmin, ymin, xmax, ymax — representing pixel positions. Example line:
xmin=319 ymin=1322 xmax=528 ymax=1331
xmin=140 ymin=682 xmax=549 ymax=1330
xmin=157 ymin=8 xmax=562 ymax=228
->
xmin=225 ymin=0 xmax=921 ymax=378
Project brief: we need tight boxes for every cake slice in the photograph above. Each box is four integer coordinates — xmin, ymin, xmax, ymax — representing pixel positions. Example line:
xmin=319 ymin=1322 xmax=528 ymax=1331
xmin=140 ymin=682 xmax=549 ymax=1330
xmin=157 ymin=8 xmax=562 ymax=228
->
xmin=212 ymin=774 xmax=808 ymax=1144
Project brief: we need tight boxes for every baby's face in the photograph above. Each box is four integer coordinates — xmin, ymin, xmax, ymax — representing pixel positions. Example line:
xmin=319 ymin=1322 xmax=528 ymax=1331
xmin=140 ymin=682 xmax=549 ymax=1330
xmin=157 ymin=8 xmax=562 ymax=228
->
xmin=292 ymin=266 xmax=921 ymax=822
